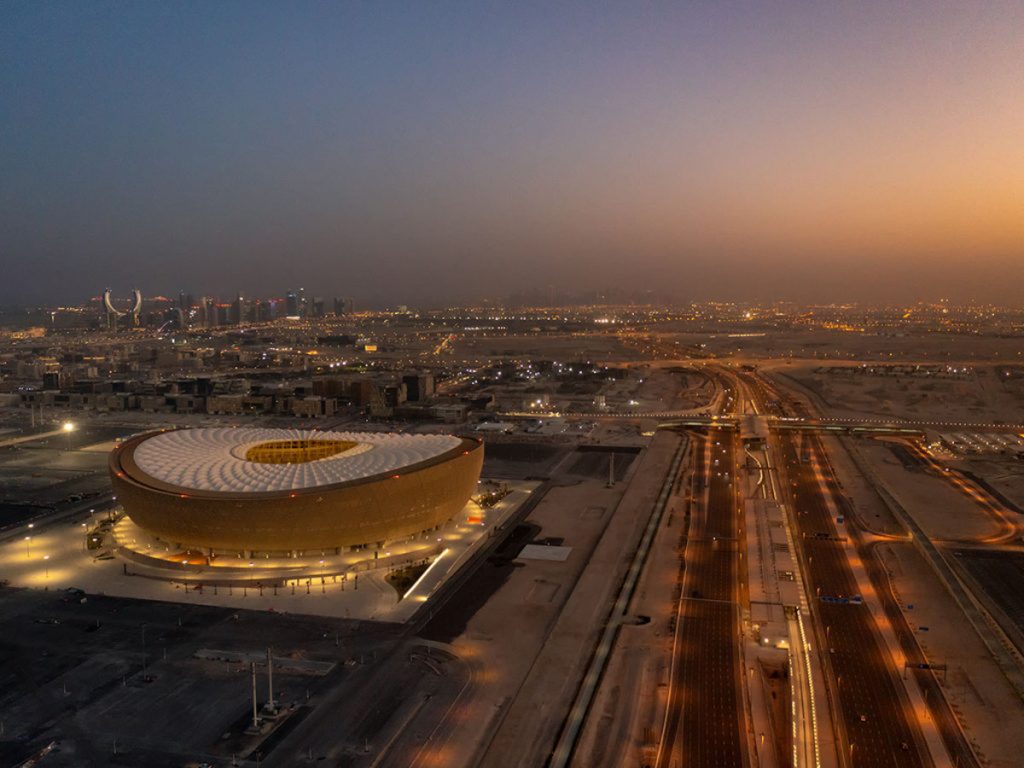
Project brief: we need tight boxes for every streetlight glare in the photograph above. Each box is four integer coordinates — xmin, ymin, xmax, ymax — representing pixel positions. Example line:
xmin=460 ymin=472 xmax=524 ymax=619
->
xmin=62 ymin=422 xmax=75 ymax=432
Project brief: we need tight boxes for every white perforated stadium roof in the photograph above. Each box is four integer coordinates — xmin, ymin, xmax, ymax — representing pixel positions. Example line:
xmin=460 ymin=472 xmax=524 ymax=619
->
xmin=131 ymin=428 xmax=462 ymax=493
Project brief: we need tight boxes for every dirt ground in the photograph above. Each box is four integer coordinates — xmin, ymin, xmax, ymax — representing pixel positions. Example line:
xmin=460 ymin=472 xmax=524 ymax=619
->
xmin=855 ymin=441 xmax=1005 ymax=542
xmin=478 ymin=432 xmax=680 ymax=768
xmin=874 ymin=541 xmax=1024 ymax=768
xmin=572 ymin=440 xmax=690 ymax=768
xmin=766 ymin=362 xmax=1024 ymax=425
xmin=429 ymin=431 xmax=679 ymax=768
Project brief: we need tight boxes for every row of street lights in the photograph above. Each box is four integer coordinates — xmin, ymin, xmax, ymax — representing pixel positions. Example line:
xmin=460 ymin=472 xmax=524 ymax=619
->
xmin=19 ymin=424 xmax=76 ymax=585
xmin=23 ymin=527 xmax=50 ymax=580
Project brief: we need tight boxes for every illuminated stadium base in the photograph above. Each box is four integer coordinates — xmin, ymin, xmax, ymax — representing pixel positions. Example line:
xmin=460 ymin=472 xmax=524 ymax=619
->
xmin=0 ymin=476 xmax=534 ymax=622
xmin=108 ymin=495 xmax=480 ymax=586
xmin=109 ymin=428 xmax=484 ymax=557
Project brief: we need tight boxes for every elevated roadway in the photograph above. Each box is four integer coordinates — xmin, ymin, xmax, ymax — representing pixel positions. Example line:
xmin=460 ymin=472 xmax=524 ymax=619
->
xmin=500 ymin=406 xmax=1023 ymax=436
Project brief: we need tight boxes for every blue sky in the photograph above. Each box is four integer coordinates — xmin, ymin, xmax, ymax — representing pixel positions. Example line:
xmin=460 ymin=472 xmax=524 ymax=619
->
xmin=3 ymin=2 xmax=1022 ymax=305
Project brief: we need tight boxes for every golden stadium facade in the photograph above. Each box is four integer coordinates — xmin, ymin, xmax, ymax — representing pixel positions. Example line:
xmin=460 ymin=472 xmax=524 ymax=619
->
xmin=109 ymin=428 xmax=483 ymax=554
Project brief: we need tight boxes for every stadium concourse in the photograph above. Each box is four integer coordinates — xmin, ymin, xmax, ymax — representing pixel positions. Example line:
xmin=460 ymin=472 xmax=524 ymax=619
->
xmin=0 ymin=427 xmax=534 ymax=622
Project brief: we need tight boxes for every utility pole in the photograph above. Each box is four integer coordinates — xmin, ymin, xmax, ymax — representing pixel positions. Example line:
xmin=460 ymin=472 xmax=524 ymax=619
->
xmin=251 ymin=662 xmax=259 ymax=730
xmin=607 ymin=452 xmax=615 ymax=488
xmin=266 ymin=647 xmax=275 ymax=713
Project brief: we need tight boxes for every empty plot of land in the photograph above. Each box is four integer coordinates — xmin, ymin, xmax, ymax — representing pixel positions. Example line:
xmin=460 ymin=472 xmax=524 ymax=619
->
xmin=519 ymin=544 xmax=573 ymax=561
xmin=875 ymin=541 xmax=1024 ymax=766
xmin=0 ymin=588 xmax=395 ymax=768
xmin=566 ymin=448 xmax=637 ymax=480
xmin=859 ymin=442 xmax=1002 ymax=541
xmin=418 ymin=522 xmax=539 ymax=643
xmin=481 ymin=442 xmax=570 ymax=478
xmin=770 ymin=361 xmax=1024 ymax=425
xmin=477 ymin=439 xmax=674 ymax=768
xmin=952 ymin=549 xmax=1024 ymax=636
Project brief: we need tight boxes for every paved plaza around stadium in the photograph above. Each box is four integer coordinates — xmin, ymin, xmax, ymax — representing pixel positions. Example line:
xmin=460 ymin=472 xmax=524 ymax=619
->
xmin=0 ymin=480 xmax=537 ymax=621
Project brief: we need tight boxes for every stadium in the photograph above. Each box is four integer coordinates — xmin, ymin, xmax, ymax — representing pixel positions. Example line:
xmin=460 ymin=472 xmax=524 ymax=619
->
xmin=109 ymin=428 xmax=484 ymax=555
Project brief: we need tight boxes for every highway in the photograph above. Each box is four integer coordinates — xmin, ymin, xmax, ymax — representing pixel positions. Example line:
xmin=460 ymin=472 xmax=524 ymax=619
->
xmin=743 ymin=418 xmax=822 ymax=768
xmin=744 ymin=372 xmax=929 ymax=767
xmin=656 ymin=427 xmax=746 ymax=768
xmin=740 ymin=371 xmax=988 ymax=768
xmin=831 ymin=441 xmax=995 ymax=768
xmin=783 ymin=431 xmax=930 ymax=768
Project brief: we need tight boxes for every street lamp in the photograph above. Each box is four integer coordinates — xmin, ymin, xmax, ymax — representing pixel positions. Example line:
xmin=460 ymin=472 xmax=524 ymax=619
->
xmin=43 ymin=555 xmax=50 ymax=581
xmin=24 ymin=536 xmax=31 ymax=558
xmin=62 ymin=421 xmax=75 ymax=452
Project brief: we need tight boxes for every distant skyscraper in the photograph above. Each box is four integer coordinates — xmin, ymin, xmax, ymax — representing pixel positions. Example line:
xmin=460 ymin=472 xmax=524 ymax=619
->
xmin=102 ymin=288 xmax=142 ymax=330
xmin=169 ymin=307 xmax=185 ymax=330
xmin=285 ymin=291 xmax=299 ymax=317
xmin=255 ymin=300 xmax=271 ymax=323
xmin=312 ymin=297 xmax=325 ymax=317
xmin=232 ymin=293 xmax=244 ymax=325
xmin=202 ymin=297 xmax=217 ymax=328
xmin=333 ymin=297 xmax=346 ymax=316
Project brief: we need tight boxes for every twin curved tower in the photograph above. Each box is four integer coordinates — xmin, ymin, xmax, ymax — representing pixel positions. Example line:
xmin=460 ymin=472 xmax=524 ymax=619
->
xmin=102 ymin=288 xmax=142 ymax=329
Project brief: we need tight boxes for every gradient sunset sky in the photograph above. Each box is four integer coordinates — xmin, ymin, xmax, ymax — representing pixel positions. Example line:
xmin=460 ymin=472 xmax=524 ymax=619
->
xmin=3 ymin=2 xmax=1022 ymax=305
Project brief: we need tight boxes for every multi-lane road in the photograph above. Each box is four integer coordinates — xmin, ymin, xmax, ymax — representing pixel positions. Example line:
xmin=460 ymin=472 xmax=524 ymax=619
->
xmin=778 ymin=430 xmax=930 ymax=768
xmin=739 ymin=370 xmax=989 ymax=768
xmin=656 ymin=427 xmax=747 ymax=768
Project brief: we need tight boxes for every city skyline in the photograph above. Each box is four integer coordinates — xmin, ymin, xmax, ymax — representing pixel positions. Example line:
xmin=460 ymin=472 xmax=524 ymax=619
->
xmin=3 ymin=2 xmax=1023 ymax=306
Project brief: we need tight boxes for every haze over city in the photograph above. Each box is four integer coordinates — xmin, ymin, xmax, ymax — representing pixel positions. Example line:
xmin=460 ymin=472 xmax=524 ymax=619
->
xmin=3 ymin=1 xmax=1023 ymax=307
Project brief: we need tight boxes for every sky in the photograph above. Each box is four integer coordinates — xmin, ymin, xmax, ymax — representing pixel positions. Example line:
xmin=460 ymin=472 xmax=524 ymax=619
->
xmin=2 ymin=1 xmax=1023 ymax=307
